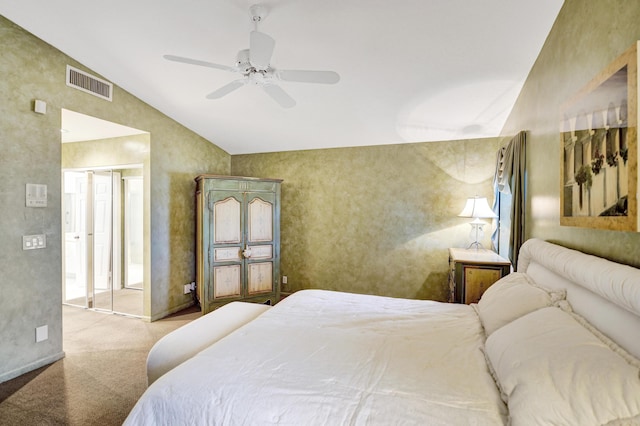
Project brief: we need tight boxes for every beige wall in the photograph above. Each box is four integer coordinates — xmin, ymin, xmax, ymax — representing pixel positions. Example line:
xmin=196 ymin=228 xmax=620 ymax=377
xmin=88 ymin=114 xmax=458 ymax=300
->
xmin=232 ymin=138 xmax=500 ymax=300
xmin=501 ymin=0 xmax=640 ymax=267
xmin=0 ymin=16 xmax=229 ymax=382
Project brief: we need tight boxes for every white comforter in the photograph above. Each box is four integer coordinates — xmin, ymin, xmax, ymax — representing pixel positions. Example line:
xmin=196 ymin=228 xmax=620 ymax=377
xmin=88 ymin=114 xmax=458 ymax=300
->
xmin=124 ymin=290 xmax=506 ymax=425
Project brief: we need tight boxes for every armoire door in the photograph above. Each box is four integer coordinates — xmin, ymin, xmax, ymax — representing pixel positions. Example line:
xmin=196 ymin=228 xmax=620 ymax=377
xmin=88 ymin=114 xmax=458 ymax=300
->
xmin=209 ymin=193 xmax=244 ymax=301
xmin=245 ymin=191 xmax=276 ymax=296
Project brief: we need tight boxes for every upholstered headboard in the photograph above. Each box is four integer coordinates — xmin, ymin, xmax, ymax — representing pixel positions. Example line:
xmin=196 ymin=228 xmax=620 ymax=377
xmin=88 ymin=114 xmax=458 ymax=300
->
xmin=518 ymin=238 xmax=640 ymax=359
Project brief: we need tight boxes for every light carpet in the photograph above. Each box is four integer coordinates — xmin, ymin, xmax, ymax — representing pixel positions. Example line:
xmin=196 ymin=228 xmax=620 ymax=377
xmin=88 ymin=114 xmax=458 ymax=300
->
xmin=0 ymin=304 xmax=200 ymax=425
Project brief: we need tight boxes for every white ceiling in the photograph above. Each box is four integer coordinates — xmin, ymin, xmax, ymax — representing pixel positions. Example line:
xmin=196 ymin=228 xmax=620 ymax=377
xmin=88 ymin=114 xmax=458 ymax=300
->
xmin=0 ymin=1 xmax=563 ymax=154
xmin=61 ymin=109 xmax=148 ymax=143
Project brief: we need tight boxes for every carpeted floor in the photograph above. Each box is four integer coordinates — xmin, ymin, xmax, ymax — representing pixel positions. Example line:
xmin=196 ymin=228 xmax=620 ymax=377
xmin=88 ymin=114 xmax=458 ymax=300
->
xmin=65 ymin=288 xmax=144 ymax=317
xmin=0 ymin=304 xmax=200 ymax=425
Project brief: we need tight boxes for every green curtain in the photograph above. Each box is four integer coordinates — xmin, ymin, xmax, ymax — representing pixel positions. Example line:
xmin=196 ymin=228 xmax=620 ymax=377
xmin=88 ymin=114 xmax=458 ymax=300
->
xmin=492 ymin=131 xmax=527 ymax=269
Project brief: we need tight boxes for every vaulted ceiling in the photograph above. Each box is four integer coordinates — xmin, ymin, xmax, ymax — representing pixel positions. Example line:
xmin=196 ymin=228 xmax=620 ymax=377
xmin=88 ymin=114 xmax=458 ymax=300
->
xmin=0 ymin=0 xmax=564 ymax=154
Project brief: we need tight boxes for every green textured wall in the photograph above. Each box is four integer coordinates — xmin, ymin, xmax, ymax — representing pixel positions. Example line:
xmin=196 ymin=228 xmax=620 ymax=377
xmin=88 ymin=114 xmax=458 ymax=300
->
xmin=232 ymin=139 xmax=500 ymax=300
xmin=501 ymin=0 xmax=640 ymax=266
xmin=0 ymin=15 xmax=229 ymax=382
xmin=149 ymin=117 xmax=230 ymax=320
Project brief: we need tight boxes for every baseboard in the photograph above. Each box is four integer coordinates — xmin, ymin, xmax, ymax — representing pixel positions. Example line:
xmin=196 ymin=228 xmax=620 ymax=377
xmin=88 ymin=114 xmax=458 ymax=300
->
xmin=0 ymin=351 xmax=65 ymax=384
xmin=149 ymin=300 xmax=196 ymax=322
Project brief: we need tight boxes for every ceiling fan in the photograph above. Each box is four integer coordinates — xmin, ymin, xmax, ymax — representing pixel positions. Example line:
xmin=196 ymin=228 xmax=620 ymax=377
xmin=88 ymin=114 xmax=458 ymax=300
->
xmin=163 ymin=4 xmax=340 ymax=108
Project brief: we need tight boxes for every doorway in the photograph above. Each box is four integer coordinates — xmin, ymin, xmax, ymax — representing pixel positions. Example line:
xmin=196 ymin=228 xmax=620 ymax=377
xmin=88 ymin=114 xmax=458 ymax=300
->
xmin=60 ymin=108 xmax=149 ymax=318
xmin=62 ymin=168 xmax=143 ymax=317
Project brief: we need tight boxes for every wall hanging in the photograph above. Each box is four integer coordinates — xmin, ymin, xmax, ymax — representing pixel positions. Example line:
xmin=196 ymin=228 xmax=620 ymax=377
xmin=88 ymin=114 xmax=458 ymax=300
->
xmin=560 ymin=41 xmax=638 ymax=231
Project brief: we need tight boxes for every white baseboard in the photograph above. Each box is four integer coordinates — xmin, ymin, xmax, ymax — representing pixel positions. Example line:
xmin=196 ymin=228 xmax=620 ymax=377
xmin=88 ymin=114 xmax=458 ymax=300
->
xmin=0 ymin=351 xmax=65 ymax=384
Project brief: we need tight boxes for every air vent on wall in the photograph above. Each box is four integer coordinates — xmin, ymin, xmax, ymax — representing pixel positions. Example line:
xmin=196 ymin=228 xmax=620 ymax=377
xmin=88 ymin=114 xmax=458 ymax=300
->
xmin=66 ymin=65 xmax=113 ymax=101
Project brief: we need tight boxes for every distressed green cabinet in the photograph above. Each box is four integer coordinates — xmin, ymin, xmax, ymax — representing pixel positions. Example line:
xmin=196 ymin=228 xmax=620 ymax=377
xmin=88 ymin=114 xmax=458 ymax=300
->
xmin=196 ymin=175 xmax=282 ymax=314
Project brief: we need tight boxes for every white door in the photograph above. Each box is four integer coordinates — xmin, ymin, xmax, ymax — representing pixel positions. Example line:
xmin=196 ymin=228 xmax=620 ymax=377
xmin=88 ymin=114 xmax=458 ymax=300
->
xmin=62 ymin=170 xmax=113 ymax=311
xmin=124 ymin=177 xmax=144 ymax=289
xmin=63 ymin=171 xmax=88 ymax=305
xmin=92 ymin=171 xmax=113 ymax=311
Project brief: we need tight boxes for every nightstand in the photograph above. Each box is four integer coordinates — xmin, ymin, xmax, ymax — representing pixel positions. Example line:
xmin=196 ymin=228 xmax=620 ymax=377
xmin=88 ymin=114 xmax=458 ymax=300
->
xmin=448 ymin=248 xmax=511 ymax=304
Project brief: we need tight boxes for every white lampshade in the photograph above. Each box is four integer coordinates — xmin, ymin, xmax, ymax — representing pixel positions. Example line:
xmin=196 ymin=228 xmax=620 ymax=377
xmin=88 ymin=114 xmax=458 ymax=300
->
xmin=458 ymin=196 xmax=497 ymax=219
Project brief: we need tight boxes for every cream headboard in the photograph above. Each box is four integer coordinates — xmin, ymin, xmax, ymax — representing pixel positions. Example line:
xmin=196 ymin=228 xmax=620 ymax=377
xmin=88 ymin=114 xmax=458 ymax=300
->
xmin=518 ymin=238 xmax=640 ymax=359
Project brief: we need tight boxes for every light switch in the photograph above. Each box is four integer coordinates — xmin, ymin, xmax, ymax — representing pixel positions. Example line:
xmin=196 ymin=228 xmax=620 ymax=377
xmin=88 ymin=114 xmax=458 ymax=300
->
xmin=26 ymin=183 xmax=47 ymax=207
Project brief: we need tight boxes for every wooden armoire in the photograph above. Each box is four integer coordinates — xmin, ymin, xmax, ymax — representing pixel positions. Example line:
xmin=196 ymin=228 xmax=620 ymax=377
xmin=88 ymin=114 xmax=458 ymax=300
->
xmin=195 ymin=175 xmax=282 ymax=314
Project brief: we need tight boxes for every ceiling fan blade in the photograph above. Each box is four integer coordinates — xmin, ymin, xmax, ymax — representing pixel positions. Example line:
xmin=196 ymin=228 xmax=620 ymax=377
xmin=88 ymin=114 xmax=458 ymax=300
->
xmin=249 ymin=31 xmax=275 ymax=70
xmin=277 ymin=70 xmax=340 ymax=84
xmin=206 ymin=80 xmax=246 ymax=99
xmin=262 ymin=84 xmax=296 ymax=108
xmin=163 ymin=54 xmax=236 ymax=72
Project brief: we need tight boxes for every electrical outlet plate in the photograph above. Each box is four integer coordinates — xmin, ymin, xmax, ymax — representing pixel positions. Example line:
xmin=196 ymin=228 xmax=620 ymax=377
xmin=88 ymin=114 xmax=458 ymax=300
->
xmin=36 ymin=325 xmax=48 ymax=342
xmin=183 ymin=284 xmax=191 ymax=294
xmin=23 ymin=234 xmax=46 ymax=250
xmin=34 ymin=99 xmax=47 ymax=114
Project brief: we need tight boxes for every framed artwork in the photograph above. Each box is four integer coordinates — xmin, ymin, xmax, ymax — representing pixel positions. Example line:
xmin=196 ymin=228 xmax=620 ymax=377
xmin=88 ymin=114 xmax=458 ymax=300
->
xmin=560 ymin=42 xmax=638 ymax=231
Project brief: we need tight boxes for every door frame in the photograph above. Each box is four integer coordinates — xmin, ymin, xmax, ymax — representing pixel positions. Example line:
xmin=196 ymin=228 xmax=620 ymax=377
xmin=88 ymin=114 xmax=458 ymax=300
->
xmin=62 ymin=166 xmax=141 ymax=315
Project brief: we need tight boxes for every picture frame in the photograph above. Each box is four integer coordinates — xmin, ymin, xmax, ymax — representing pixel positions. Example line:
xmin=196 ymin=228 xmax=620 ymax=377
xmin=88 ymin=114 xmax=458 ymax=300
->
xmin=560 ymin=42 xmax=638 ymax=231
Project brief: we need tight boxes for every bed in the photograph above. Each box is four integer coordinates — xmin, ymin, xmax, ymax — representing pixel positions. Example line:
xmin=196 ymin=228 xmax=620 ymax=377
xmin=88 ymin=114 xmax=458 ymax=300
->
xmin=124 ymin=239 xmax=640 ymax=425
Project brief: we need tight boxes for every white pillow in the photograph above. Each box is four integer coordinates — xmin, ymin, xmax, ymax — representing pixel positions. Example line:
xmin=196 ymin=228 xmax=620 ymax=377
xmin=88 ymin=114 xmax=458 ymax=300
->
xmin=485 ymin=307 xmax=640 ymax=425
xmin=476 ymin=272 xmax=563 ymax=336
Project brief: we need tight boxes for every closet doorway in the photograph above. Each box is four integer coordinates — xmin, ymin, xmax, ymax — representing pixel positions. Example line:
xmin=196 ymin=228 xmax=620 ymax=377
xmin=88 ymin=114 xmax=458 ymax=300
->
xmin=62 ymin=167 xmax=144 ymax=317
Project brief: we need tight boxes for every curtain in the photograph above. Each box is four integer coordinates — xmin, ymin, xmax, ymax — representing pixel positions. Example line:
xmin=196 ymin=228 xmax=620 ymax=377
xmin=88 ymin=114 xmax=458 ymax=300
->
xmin=491 ymin=131 xmax=527 ymax=269
xmin=491 ymin=146 xmax=508 ymax=252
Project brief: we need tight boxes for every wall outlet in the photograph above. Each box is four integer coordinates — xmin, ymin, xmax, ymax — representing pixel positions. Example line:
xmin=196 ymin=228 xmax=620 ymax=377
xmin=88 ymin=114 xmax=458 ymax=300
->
xmin=23 ymin=234 xmax=46 ymax=250
xmin=183 ymin=283 xmax=191 ymax=295
xmin=34 ymin=99 xmax=47 ymax=115
xmin=36 ymin=325 xmax=48 ymax=343
xmin=282 ymin=275 xmax=287 ymax=284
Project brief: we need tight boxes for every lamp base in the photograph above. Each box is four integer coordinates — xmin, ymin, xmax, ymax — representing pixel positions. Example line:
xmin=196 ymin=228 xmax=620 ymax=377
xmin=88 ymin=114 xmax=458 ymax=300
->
xmin=466 ymin=241 xmax=484 ymax=250
xmin=466 ymin=221 xmax=485 ymax=250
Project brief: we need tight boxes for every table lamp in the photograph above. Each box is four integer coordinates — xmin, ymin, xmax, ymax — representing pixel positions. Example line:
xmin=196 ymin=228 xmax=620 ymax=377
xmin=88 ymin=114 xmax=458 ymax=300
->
xmin=458 ymin=196 xmax=497 ymax=249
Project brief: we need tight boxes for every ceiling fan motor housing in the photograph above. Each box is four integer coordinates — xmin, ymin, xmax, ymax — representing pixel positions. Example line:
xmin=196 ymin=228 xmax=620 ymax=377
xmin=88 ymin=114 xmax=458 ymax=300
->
xmin=249 ymin=4 xmax=267 ymax=24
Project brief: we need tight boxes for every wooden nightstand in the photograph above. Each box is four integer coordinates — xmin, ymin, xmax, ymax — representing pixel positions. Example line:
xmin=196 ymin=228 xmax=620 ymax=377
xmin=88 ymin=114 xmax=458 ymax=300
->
xmin=448 ymin=248 xmax=511 ymax=304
